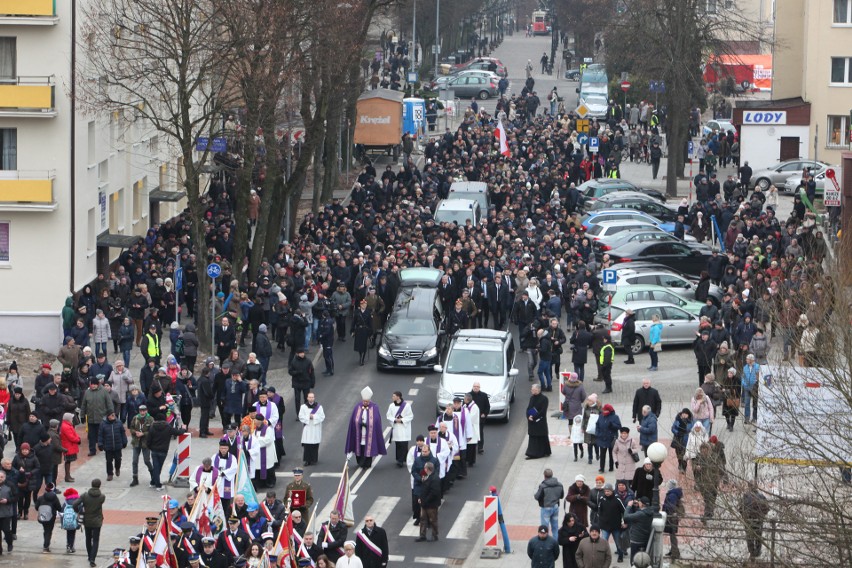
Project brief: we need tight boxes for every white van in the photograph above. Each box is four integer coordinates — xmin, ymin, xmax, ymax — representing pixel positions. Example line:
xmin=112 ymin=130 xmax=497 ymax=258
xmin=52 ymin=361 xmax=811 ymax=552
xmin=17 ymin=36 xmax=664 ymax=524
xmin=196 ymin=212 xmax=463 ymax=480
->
xmin=448 ymin=181 xmax=489 ymax=211
xmin=433 ymin=199 xmax=481 ymax=226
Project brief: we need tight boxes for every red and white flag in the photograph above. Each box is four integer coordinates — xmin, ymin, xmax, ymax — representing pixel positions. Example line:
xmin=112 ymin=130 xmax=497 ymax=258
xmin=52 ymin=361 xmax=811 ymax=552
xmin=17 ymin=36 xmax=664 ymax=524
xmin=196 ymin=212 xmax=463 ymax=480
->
xmin=496 ymin=120 xmax=510 ymax=157
xmin=151 ymin=516 xmax=177 ymax=568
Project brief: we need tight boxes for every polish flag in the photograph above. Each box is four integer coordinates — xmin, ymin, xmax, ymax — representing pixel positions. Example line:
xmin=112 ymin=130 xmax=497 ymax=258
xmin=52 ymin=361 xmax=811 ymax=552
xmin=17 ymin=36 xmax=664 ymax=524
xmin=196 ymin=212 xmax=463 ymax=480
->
xmin=496 ymin=120 xmax=510 ymax=157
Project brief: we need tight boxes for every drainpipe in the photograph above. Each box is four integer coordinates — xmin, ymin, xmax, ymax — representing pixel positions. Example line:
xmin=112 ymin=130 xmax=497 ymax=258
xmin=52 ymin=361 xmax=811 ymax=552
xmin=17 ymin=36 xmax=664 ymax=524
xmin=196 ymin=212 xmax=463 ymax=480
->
xmin=70 ymin=0 xmax=77 ymax=294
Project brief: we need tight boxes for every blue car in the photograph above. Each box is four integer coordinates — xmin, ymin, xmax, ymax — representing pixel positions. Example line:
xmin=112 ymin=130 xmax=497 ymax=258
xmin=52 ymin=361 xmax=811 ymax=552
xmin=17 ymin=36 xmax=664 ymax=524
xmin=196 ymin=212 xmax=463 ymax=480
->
xmin=580 ymin=209 xmax=678 ymax=234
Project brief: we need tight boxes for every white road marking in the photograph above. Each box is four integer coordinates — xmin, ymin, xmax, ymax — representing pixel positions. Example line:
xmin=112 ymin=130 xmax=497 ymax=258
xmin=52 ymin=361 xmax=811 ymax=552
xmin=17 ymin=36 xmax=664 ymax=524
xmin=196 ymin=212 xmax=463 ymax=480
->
xmin=305 ymin=472 xmax=348 ymax=478
xmin=446 ymin=500 xmax=481 ymax=539
xmin=408 ymin=388 xmax=419 ymax=396
xmin=414 ymin=377 xmax=425 ymax=384
xmin=399 ymin=514 xmax=420 ymax=537
xmin=413 ymin=557 xmax=446 ymax=564
xmin=356 ymin=496 xmax=400 ymax=528
xmin=388 ymin=555 xmax=405 ymax=562
xmin=350 ymin=427 xmax=393 ymax=494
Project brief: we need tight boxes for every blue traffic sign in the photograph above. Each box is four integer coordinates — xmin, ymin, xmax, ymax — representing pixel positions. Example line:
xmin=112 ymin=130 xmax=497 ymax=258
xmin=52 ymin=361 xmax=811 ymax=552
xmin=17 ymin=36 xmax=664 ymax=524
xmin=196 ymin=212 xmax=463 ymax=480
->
xmin=649 ymin=80 xmax=666 ymax=93
xmin=196 ymin=137 xmax=228 ymax=153
xmin=602 ymin=269 xmax=617 ymax=285
xmin=687 ymin=141 xmax=695 ymax=159
xmin=175 ymin=267 xmax=184 ymax=291
xmin=577 ymin=133 xmax=589 ymax=146
xmin=589 ymin=137 xmax=600 ymax=153
xmin=206 ymin=263 xmax=222 ymax=279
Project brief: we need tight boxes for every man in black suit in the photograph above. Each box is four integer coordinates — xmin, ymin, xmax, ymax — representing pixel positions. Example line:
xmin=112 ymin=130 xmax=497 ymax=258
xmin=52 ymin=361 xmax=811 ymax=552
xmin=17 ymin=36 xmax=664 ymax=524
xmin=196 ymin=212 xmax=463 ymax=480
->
xmin=214 ymin=316 xmax=237 ymax=364
xmin=487 ymin=274 xmax=511 ymax=329
xmin=511 ymin=290 xmax=538 ymax=334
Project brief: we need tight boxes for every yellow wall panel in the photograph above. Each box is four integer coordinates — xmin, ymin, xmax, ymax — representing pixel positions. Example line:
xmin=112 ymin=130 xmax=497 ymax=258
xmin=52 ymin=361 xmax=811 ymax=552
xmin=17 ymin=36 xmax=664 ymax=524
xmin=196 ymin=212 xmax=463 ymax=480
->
xmin=0 ymin=0 xmax=54 ymax=16
xmin=0 ymin=179 xmax=53 ymax=203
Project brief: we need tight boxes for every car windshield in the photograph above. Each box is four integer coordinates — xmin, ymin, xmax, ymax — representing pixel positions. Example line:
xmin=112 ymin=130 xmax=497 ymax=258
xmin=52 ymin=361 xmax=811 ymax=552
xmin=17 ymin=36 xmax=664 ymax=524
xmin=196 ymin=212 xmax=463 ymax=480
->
xmin=445 ymin=348 xmax=504 ymax=375
xmin=585 ymin=95 xmax=608 ymax=106
xmin=385 ymin=314 xmax=435 ymax=336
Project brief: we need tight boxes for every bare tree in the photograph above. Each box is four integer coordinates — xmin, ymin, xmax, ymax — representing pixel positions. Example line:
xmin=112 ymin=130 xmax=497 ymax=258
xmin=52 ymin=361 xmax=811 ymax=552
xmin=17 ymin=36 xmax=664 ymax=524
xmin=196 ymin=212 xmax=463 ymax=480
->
xmin=667 ymin=248 xmax=852 ymax=566
xmin=603 ymin=0 xmax=769 ymax=196
xmin=79 ymin=0 xmax=235 ymax=348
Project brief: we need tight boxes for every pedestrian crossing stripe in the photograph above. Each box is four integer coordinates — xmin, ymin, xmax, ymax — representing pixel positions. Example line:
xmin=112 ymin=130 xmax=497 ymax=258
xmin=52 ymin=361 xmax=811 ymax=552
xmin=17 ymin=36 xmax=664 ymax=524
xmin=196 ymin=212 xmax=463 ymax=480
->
xmin=399 ymin=499 xmax=481 ymax=539
xmin=356 ymin=496 xmax=400 ymax=528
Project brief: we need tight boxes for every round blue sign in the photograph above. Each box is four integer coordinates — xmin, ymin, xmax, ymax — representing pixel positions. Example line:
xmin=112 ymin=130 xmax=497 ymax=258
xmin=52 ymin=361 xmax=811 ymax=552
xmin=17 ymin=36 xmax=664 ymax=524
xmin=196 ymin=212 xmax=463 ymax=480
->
xmin=206 ymin=263 xmax=222 ymax=279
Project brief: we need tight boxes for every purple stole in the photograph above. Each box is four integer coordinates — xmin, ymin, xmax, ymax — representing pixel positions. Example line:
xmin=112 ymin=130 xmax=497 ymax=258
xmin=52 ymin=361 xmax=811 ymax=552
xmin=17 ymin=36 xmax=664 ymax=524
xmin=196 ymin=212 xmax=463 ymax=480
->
xmin=254 ymin=425 xmax=270 ymax=478
xmin=270 ymin=394 xmax=284 ymax=439
xmin=356 ymin=529 xmax=383 ymax=557
xmin=213 ymin=453 xmax=235 ymax=498
xmin=394 ymin=401 xmax=407 ymax=419
xmin=256 ymin=401 xmax=273 ymax=420
xmin=195 ymin=466 xmax=219 ymax=489
xmin=310 ymin=404 xmax=321 ymax=416
xmin=356 ymin=405 xmax=375 ymax=456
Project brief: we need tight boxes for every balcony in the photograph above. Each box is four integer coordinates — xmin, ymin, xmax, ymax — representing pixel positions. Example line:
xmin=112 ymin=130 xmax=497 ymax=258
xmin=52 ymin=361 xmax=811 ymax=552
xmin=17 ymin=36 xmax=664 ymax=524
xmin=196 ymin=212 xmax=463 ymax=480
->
xmin=0 ymin=0 xmax=58 ymax=25
xmin=0 ymin=170 xmax=57 ymax=211
xmin=0 ymin=77 xmax=56 ymax=117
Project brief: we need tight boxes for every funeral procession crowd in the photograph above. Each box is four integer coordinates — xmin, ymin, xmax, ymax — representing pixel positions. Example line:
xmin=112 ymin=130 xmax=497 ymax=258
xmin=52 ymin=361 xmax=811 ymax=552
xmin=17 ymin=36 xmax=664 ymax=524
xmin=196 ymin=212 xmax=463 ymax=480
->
xmin=0 ymin=45 xmax=834 ymax=568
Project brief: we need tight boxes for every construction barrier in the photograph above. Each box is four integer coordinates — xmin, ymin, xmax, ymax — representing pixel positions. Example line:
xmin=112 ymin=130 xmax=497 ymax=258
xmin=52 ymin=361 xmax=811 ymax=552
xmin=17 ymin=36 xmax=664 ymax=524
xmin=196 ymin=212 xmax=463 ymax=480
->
xmin=174 ymin=433 xmax=191 ymax=487
xmin=483 ymin=495 xmax=499 ymax=547
xmin=481 ymin=488 xmax=512 ymax=558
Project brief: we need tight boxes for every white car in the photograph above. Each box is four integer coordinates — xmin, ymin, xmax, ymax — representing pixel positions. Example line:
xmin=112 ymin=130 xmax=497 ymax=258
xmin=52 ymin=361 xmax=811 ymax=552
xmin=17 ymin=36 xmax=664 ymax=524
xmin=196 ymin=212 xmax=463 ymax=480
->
xmin=783 ymin=164 xmax=841 ymax=196
xmin=702 ymin=119 xmax=735 ymax=136
xmin=433 ymin=199 xmax=481 ymax=226
xmin=435 ymin=329 xmax=518 ymax=422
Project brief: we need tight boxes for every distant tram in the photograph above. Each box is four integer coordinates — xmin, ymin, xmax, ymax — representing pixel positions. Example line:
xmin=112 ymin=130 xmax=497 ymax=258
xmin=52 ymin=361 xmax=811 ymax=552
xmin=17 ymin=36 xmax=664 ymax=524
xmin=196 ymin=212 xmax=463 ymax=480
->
xmin=531 ymin=10 xmax=549 ymax=35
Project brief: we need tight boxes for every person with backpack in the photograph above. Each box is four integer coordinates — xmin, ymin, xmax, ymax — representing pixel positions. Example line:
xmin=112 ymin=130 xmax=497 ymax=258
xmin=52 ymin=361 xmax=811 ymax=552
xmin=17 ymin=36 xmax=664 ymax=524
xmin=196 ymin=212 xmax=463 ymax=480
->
xmin=35 ymin=482 xmax=61 ymax=553
xmin=61 ymin=487 xmax=80 ymax=553
xmin=75 ymin=478 xmax=105 ymax=567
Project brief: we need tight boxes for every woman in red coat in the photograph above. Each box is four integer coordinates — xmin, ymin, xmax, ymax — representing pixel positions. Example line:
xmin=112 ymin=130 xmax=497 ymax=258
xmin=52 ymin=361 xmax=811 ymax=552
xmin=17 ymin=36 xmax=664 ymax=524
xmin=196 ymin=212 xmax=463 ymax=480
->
xmin=59 ymin=412 xmax=81 ymax=482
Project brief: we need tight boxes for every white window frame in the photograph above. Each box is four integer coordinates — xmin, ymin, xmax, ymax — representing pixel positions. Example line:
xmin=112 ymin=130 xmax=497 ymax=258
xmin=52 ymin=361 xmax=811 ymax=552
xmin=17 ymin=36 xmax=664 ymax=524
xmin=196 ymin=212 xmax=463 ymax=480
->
xmin=826 ymin=115 xmax=849 ymax=149
xmin=829 ymin=57 xmax=852 ymax=86
xmin=706 ymin=0 xmax=718 ymax=14
xmin=834 ymin=0 xmax=852 ymax=25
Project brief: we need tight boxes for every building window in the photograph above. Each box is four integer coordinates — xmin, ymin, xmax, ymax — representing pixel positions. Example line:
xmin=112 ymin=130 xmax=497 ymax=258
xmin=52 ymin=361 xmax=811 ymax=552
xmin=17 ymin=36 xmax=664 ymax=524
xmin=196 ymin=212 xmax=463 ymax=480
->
xmin=0 ymin=221 xmax=9 ymax=265
xmin=0 ymin=129 xmax=16 ymax=170
xmin=835 ymin=0 xmax=852 ymax=24
xmin=706 ymin=0 xmax=718 ymax=13
xmin=87 ymin=208 xmax=96 ymax=254
xmin=827 ymin=115 xmax=850 ymax=148
xmin=830 ymin=57 xmax=852 ymax=84
xmin=0 ymin=38 xmax=15 ymax=82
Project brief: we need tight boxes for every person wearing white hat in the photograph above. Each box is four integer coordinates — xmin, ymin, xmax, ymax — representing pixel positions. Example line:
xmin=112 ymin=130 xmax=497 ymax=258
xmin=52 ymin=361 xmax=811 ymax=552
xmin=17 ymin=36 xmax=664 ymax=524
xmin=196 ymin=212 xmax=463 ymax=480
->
xmin=336 ymin=540 xmax=363 ymax=568
xmin=344 ymin=387 xmax=386 ymax=469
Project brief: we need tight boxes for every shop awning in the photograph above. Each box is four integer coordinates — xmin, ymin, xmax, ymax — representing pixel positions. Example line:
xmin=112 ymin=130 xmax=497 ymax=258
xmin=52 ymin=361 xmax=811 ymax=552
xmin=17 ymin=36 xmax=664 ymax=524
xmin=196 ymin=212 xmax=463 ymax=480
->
xmin=149 ymin=189 xmax=186 ymax=202
xmin=96 ymin=233 xmax=141 ymax=248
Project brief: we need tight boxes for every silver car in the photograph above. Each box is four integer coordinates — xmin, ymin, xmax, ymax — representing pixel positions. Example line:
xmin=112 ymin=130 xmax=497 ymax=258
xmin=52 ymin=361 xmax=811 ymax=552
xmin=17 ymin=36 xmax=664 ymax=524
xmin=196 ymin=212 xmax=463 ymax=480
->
xmin=440 ymin=73 xmax=499 ymax=100
xmin=609 ymin=266 xmax=723 ymax=304
xmin=750 ymin=159 xmax=828 ymax=191
xmin=431 ymin=70 xmax=500 ymax=90
xmin=595 ymin=301 xmax=699 ymax=354
xmin=783 ymin=164 xmax=840 ymax=196
xmin=435 ymin=329 xmax=518 ymax=422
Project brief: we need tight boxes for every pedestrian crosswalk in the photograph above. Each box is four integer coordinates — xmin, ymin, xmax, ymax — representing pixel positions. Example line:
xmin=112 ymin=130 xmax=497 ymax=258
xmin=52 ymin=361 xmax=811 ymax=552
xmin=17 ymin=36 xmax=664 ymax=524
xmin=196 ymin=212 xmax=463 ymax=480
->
xmin=399 ymin=499 xmax=481 ymax=540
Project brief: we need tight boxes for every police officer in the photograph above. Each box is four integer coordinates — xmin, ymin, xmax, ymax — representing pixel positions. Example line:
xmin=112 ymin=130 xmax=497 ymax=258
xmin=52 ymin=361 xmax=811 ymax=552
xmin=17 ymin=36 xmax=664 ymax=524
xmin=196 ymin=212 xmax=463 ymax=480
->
xmin=128 ymin=536 xmax=142 ymax=567
xmin=138 ymin=516 xmax=160 ymax=554
xmin=317 ymin=311 xmax=336 ymax=376
xmin=200 ymin=536 xmax=228 ymax=568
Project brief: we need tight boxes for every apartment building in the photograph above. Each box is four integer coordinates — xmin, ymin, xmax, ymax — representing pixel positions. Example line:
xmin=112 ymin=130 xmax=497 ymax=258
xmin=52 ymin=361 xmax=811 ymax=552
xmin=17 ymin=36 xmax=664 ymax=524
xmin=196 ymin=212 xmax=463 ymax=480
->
xmin=0 ymin=0 xmax=184 ymax=351
xmin=772 ymin=0 xmax=852 ymax=165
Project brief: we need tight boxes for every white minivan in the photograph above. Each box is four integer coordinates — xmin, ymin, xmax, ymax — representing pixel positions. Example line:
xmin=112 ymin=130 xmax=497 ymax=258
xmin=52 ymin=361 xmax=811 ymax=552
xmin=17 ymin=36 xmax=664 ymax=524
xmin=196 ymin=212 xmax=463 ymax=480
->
xmin=448 ymin=181 xmax=489 ymax=211
xmin=433 ymin=198 xmax=481 ymax=226
xmin=435 ymin=329 xmax=517 ymax=422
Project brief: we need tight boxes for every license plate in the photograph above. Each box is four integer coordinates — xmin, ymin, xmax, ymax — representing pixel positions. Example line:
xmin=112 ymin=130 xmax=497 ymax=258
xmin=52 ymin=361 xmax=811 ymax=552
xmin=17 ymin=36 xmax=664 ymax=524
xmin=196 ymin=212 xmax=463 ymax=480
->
xmin=397 ymin=360 xmax=417 ymax=366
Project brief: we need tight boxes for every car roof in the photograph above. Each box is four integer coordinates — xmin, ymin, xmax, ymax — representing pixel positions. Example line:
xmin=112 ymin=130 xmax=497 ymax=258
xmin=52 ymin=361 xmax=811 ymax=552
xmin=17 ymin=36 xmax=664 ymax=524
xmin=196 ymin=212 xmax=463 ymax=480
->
xmin=597 ymin=191 xmax=662 ymax=202
xmin=579 ymin=178 xmax=638 ymax=188
xmin=399 ymin=267 xmax=443 ymax=287
xmin=437 ymin=198 xmax=478 ymax=211
xmin=455 ymin=329 xmax=510 ymax=340
xmin=587 ymin=209 xmax=659 ymax=220
xmin=449 ymin=181 xmax=487 ymax=193
xmin=610 ymin=300 xmax=690 ymax=312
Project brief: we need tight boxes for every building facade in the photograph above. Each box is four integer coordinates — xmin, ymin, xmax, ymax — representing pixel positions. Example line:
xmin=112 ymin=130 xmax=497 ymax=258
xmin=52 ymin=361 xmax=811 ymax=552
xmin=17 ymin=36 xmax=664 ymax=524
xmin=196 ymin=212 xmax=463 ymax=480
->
xmin=0 ymin=0 xmax=183 ymax=351
xmin=773 ymin=0 xmax=852 ymax=166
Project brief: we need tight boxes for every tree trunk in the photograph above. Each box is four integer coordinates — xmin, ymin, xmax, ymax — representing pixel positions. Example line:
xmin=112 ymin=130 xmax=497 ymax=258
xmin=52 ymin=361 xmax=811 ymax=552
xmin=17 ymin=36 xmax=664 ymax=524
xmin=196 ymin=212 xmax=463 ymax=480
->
xmin=232 ymin=96 xmax=259 ymax=283
xmin=182 ymin=159 xmax=211 ymax=352
xmin=321 ymin=99 xmax=342 ymax=203
xmin=665 ymin=97 xmax=689 ymax=197
xmin=248 ymin=107 xmax=283 ymax=277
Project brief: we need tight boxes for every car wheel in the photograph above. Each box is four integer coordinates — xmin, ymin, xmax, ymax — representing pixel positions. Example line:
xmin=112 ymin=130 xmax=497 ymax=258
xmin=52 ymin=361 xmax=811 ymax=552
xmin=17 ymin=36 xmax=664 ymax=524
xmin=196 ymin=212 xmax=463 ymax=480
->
xmin=478 ymin=90 xmax=490 ymax=100
xmin=630 ymin=336 xmax=645 ymax=356
xmin=756 ymin=178 xmax=770 ymax=191
xmin=501 ymin=402 xmax=511 ymax=423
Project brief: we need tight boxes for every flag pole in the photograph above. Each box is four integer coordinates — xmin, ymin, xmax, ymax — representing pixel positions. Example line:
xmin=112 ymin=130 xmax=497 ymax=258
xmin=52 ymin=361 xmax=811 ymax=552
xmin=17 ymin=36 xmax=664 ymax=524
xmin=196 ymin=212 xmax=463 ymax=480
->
xmin=187 ymin=483 xmax=204 ymax=521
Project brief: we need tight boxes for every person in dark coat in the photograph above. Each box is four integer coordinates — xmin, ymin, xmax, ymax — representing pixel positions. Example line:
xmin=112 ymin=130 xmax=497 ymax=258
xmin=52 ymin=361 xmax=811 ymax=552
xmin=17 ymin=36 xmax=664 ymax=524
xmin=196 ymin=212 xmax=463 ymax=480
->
xmin=214 ymin=317 xmax=237 ymax=365
xmin=20 ymin=411 xmax=47 ymax=449
xmin=595 ymin=404 xmax=621 ymax=473
xmin=197 ymin=370 xmax=215 ymax=438
xmin=7 ymin=388 xmax=31 ymax=448
xmin=556 ymin=513 xmax=586 ymax=568
xmin=97 ymin=409 xmax=127 ymax=480
xmin=352 ymin=299 xmax=373 ymax=366
xmin=416 ymin=462 xmax=441 ymax=542
xmin=631 ymin=458 xmax=663 ymax=504
xmin=693 ymin=330 xmax=718 ymax=387
xmin=353 ymin=517 xmax=389 ymax=568
xmin=253 ymin=324 xmax=273 ymax=386
xmin=525 ymin=384 xmax=551 ymax=459
xmin=288 ymin=347 xmax=315 ymax=415
xmin=621 ymin=309 xmax=637 ymax=364
xmin=631 ymin=379 xmax=662 ymax=422
xmin=222 ymin=371 xmax=247 ymax=428
xmin=570 ymin=322 xmax=593 ymax=382
xmin=565 ymin=474 xmax=590 ymax=526
xmin=527 ymin=525 xmax=560 ymax=568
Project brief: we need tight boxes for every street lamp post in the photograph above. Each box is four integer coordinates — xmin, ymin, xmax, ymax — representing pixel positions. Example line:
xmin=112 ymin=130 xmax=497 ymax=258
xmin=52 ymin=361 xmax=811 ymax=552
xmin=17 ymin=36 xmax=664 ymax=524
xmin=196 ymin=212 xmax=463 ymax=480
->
xmin=412 ymin=0 xmax=416 ymax=66
xmin=434 ymin=0 xmax=440 ymax=79
xmin=647 ymin=441 xmax=668 ymax=513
